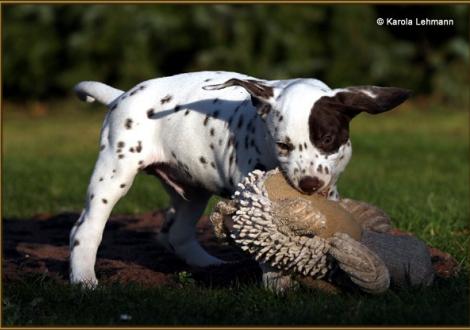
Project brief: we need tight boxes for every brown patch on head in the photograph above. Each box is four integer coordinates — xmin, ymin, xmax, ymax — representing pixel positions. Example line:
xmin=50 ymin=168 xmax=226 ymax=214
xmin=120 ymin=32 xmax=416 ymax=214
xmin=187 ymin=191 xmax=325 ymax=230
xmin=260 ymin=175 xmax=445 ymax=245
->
xmin=308 ymin=97 xmax=351 ymax=154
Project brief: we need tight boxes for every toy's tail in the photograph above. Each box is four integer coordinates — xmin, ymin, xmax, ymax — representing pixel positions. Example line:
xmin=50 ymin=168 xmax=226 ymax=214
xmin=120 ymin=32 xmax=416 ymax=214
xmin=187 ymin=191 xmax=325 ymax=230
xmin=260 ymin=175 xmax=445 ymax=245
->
xmin=74 ymin=81 xmax=124 ymax=106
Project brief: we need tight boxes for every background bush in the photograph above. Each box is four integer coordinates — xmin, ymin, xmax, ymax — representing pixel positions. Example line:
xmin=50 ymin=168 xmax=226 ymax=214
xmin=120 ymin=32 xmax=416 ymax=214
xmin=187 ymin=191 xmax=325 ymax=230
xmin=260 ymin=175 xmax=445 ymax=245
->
xmin=3 ymin=4 xmax=469 ymax=108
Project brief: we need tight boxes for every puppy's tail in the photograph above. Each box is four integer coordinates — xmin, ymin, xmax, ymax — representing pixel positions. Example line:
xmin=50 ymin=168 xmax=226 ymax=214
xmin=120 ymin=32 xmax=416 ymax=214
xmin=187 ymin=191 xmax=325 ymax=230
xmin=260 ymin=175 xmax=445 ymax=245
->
xmin=74 ymin=81 xmax=124 ymax=106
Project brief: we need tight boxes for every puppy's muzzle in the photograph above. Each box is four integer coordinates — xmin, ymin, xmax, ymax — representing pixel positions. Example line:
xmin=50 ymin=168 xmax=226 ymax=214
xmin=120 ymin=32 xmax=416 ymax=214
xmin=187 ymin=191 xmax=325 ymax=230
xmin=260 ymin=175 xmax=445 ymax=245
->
xmin=298 ymin=176 xmax=324 ymax=195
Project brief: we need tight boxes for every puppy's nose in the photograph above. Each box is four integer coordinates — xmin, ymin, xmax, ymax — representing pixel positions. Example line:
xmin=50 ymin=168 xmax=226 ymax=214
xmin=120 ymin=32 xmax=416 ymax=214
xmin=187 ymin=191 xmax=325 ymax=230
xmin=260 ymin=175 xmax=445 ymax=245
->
xmin=298 ymin=176 xmax=324 ymax=194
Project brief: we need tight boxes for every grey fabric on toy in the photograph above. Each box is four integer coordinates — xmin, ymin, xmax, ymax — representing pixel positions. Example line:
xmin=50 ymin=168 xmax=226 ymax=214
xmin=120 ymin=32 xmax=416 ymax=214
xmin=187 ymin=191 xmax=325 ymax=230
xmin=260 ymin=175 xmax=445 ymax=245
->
xmin=361 ymin=230 xmax=435 ymax=288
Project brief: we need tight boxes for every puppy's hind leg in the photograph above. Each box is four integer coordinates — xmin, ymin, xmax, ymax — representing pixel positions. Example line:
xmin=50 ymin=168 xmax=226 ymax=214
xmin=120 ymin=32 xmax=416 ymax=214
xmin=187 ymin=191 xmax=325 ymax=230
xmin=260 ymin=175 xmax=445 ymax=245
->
xmin=159 ymin=188 xmax=224 ymax=267
xmin=69 ymin=149 xmax=139 ymax=287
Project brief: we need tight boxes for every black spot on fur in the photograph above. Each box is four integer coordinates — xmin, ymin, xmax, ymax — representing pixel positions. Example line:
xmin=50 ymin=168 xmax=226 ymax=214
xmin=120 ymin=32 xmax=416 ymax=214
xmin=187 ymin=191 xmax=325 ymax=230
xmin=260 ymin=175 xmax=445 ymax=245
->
xmin=118 ymin=141 xmax=125 ymax=148
xmin=204 ymin=78 xmax=212 ymax=82
xmin=304 ymin=142 xmax=308 ymax=149
xmin=171 ymin=151 xmax=177 ymax=159
xmin=100 ymin=145 xmax=105 ymax=151
xmin=138 ymin=160 xmax=144 ymax=165
xmin=255 ymin=162 xmax=267 ymax=171
xmin=174 ymin=105 xmax=181 ymax=112
xmin=130 ymin=147 xmax=135 ymax=153
xmin=218 ymin=139 xmax=223 ymax=146
xmin=90 ymin=194 xmax=94 ymax=200
xmin=125 ymin=118 xmax=133 ymax=129
xmin=130 ymin=90 xmax=137 ymax=96
xmin=210 ymin=128 xmax=215 ymax=136
xmin=317 ymin=165 xmax=323 ymax=173
xmin=136 ymin=141 xmax=142 ymax=153
xmin=203 ymin=115 xmax=210 ymax=126
xmin=147 ymin=109 xmax=155 ymax=118
xmin=184 ymin=109 xmax=190 ymax=116
xmin=118 ymin=154 xmax=125 ymax=159
xmin=120 ymin=183 xmax=126 ymax=188
xmin=73 ymin=240 xmax=80 ymax=248
xmin=161 ymin=95 xmax=172 ymax=104
xmin=102 ymin=199 xmax=108 ymax=204
xmin=325 ymin=167 xmax=329 ymax=174
xmin=299 ymin=144 xmax=303 ymax=151
xmin=199 ymin=156 xmax=207 ymax=164
xmin=279 ymin=115 xmax=284 ymax=122
xmin=99 ymin=177 xmax=104 ymax=182
xmin=210 ymin=143 xmax=214 ymax=150
xmin=113 ymin=169 xmax=116 ymax=173
xmin=237 ymin=115 xmax=244 ymax=129
xmin=110 ymin=104 xmax=118 ymax=111
xmin=210 ymin=162 xmax=216 ymax=169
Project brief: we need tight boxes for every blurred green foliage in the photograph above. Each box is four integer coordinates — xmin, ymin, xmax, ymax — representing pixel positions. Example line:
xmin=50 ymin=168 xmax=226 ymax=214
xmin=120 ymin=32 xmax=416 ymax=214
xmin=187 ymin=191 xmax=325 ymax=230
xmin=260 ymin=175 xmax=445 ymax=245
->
xmin=3 ymin=4 xmax=469 ymax=107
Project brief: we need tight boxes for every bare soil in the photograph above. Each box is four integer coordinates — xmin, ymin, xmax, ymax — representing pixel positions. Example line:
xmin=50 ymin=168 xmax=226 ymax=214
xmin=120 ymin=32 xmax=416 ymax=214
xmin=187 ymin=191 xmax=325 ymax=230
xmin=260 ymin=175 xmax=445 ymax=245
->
xmin=3 ymin=211 xmax=261 ymax=287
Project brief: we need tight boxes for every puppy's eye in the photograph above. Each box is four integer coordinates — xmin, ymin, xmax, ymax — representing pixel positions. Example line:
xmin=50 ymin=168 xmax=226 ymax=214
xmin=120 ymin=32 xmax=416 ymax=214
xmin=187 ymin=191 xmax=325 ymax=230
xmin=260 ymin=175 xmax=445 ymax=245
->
xmin=276 ymin=142 xmax=294 ymax=154
xmin=322 ymin=135 xmax=334 ymax=145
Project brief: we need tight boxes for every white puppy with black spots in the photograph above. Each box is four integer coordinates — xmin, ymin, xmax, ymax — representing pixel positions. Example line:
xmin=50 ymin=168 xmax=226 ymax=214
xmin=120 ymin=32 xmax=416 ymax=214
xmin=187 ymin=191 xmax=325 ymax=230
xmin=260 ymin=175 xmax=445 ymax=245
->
xmin=70 ymin=71 xmax=410 ymax=286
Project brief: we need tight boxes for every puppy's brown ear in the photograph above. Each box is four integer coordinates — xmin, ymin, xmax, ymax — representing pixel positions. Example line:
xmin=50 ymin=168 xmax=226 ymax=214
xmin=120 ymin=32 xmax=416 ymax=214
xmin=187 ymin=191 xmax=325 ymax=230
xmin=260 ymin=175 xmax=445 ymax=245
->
xmin=327 ymin=86 xmax=412 ymax=118
xmin=203 ymin=78 xmax=275 ymax=109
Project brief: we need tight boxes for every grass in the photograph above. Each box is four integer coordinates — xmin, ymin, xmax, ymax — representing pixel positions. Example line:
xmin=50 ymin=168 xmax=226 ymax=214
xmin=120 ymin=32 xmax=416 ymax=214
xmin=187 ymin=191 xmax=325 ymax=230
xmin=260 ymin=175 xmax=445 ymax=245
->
xmin=2 ymin=99 xmax=469 ymax=325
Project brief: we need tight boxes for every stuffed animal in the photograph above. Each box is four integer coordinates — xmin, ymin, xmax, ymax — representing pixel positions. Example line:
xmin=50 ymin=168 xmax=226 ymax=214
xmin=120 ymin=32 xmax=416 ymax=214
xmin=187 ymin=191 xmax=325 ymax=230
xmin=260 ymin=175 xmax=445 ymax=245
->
xmin=210 ymin=169 xmax=447 ymax=294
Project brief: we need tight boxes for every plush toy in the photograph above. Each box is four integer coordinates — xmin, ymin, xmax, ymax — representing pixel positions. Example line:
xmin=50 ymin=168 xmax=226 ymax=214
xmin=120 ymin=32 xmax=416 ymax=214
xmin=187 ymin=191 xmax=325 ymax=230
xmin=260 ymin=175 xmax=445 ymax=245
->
xmin=210 ymin=169 xmax=453 ymax=294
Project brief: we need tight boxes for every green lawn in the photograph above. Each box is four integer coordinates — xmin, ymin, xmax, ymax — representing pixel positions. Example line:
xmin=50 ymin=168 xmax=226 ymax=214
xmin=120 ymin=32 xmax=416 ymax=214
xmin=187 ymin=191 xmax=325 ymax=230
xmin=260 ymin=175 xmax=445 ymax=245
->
xmin=2 ymin=100 xmax=469 ymax=325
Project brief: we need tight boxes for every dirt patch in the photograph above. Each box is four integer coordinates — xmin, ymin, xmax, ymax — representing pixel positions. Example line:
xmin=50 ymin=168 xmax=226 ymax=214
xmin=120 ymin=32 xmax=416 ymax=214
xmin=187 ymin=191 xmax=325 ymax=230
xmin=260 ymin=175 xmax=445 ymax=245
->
xmin=3 ymin=211 xmax=458 ymax=288
xmin=3 ymin=211 xmax=261 ymax=287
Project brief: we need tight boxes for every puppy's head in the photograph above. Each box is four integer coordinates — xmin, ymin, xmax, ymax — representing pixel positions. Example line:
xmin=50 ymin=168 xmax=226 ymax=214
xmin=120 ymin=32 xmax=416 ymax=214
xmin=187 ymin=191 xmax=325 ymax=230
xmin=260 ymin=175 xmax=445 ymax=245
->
xmin=204 ymin=78 xmax=411 ymax=195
